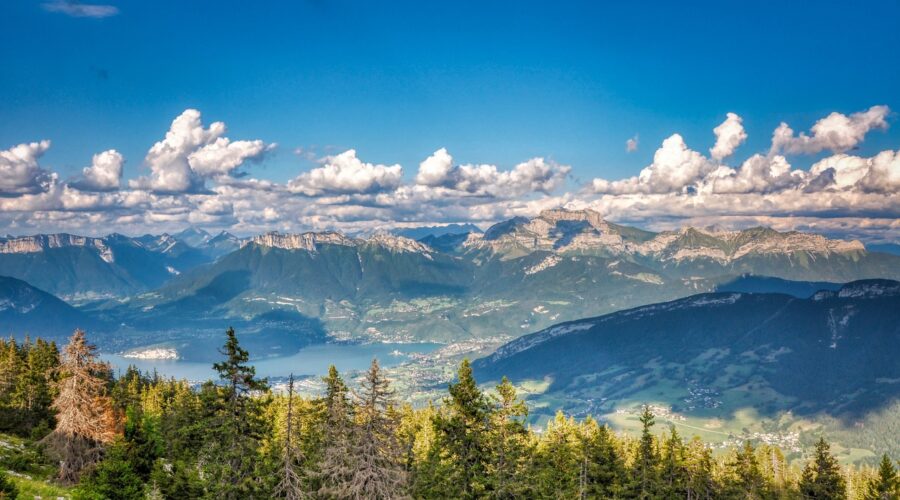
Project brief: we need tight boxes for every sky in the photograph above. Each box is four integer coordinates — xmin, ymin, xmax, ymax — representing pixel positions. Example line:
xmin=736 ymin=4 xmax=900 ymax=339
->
xmin=1 ymin=0 xmax=899 ymax=241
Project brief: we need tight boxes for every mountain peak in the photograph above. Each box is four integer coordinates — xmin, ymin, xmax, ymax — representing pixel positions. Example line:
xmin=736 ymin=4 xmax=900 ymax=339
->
xmin=248 ymin=231 xmax=356 ymax=251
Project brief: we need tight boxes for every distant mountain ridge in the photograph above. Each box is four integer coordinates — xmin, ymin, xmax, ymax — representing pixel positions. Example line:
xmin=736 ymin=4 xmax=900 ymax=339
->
xmin=473 ymin=279 xmax=900 ymax=419
xmin=96 ymin=209 xmax=900 ymax=344
xmin=392 ymin=223 xmax=483 ymax=240
xmin=0 ymin=276 xmax=99 ymax=337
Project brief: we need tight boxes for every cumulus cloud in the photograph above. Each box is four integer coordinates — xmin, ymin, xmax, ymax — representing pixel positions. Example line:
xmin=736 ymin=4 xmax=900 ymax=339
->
xmin=42 ymin=1 xmax=119 ymax=18
xmin=770 ymin=105 xmax=890 ymax=155
xmin=415 ymin=148 xmax=454 ymax=186
xmin=413 ymin=148 xmax=570 ymax=197
xmin=593 ymin=134 xmax=715 ymax=195
xmin=130 ymin=109 xmax=273 ymax=193
xmin=288 ymin=149 xmax=403 ymax=196
xmin=626 ymin=135 xmax=639 ymax=153
xmin=0 ymin=141 xmax=55 ymax=196
xmin=73 ymin=149 xmax=123 ymax=191
xmin=710 ymin=112 xmax=747 ymax=161
xmin=2 ymin=105 xmax=897 ymax=242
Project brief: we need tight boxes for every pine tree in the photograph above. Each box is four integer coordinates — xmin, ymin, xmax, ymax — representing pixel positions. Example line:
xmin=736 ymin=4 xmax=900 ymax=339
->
xmin=433 ymin=359 xmax=492 ymax=499
xmin=43 ymin=330 xmax=116 ymax=484
xmin=275 ymin=374 xmax=308 ymax=500
xmin=799 ymin=437 xmax=846 ymax=499
xmin=346 ymin=359 xmax=408 ymax=499
xmin=864 ymin=454 xmax=898 ymax=500
xmin=629 ymin=405 xmax=660 ymax=499
xmin=316 ymin=365 xmax=357 ymax=498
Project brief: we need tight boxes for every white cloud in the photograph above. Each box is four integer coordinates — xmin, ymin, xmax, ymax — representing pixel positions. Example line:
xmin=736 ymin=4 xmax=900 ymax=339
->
xmin=770 ymin=105 xmax=890 ymax=155
xmin=42 ymin=1 xmax=119 ymax=18
xmin=188 ymin=138 xmax=273 ymax=177
xmin=710 ymin=112 xmax=747 ymax=161
xmin=626 ymin=135 xmax=639 ymax=153
xmin=130 ymin=109 xmax=272 ymax=193
xmin=413 ymin=149 xmax=570 ymax=197
xmin=2 ymin=105 xmax=896 ymax=242
xmin=0 ymin=140 xmax=54 ymax=195
xmin=75 ymin=149 xmax=123 ymax=191
xmin=288 ymin=149 xmax=403 ymax=196
xmin=593 ymin=134 xmax=715 ymax=194
xmin=415 ymin=148 xmax=454 ymax=186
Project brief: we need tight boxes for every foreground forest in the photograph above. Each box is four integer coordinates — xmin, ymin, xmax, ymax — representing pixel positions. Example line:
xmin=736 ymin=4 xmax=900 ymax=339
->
xmin=1 ymin=331 xmax=898 ymax=500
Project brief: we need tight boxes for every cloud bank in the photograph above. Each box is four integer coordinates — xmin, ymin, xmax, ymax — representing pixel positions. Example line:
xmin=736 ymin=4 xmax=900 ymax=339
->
xmin=0 ymin=106 xmax=897 ymax=242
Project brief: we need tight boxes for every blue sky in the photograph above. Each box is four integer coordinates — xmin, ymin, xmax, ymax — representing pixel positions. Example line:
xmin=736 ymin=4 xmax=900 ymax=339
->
xmin=4 ymin=0 xmax=898 ymax=180
xmin=0 ymin=1 xmax=898 ymax=240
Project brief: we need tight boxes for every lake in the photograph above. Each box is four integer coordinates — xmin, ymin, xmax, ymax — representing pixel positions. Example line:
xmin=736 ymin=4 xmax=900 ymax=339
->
xmin=101 ymin=342 xmax=440 ymax=382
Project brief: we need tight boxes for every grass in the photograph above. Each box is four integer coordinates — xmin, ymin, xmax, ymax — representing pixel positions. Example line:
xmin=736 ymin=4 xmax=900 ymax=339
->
xmin=8 ymin=473 xmax=72 ymax=499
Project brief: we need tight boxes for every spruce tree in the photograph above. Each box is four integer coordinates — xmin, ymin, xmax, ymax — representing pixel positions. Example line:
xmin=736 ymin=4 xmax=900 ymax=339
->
xmin=799 ymin=438 xmax=846 ymax=499
xmin=75 ymin=439 xmax=145 ymax=500
xmin=433 ymin=359 xmax=492 ymax=499
xmin=487 ymin=377 xmax=530 ymax=498
xmin=347 ymin=359 xmax=407 ymax=498
xmin=727 ymin=441 xmax=768 ymax=499
xmin=660 ymin=426 xmax=689 ymax=498
xmin=580 ymin=417 xmax=625 ymax=499
xmin=535 ymin=411 xmax=581 ymax=498
xmin=685 ymin=436 xmax=718 ymax=500
xmin=275 ymin=374 xmax=308 ymax=500
xmin=864 ymin=454 xmax=898 ymax=500
xmin=202 ymin=327 xmax=271 ymax=499
xmin=629 ymin=405 xmax=660 ymax=499
xmin=43 ymin=330 xmax=116 ymax=484
xmin=316 ymin=365 xmax=357 ymax=498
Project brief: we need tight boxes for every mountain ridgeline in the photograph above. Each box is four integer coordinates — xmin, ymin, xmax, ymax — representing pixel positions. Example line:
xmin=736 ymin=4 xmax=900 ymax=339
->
xmin=473 ymin=280 xmax=900 ymax=421
xmin=1 ymin=209 xmax=899 ymax=346
xmin=110 ymin=209 xmax=900 ymax=344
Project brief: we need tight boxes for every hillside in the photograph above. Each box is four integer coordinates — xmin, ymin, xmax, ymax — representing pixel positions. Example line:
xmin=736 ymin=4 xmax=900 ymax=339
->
xmin=0 ymin=276 xmax=100 ymax=338
xmin=473 ymin=280 xmax=900 ymax=425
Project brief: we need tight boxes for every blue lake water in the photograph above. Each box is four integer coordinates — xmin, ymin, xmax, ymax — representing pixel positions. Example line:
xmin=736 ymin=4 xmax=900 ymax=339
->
xmin=101 ymin=342 xmax=440 ymax=382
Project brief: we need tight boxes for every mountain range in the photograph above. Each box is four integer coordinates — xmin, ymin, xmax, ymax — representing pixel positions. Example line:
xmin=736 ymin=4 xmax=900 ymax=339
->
xmin=1 ymin=209 xmax=899 ymax=349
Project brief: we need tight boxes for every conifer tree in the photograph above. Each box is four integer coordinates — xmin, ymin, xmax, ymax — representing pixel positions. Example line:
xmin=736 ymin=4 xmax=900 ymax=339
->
xmin=580 ymin=417 xmax=625 ymax=499
xmin=44 ymin=330 xmax=115 ymax=484
xmin=727 ymin=441 xmax=768 ymax=499
xmin=487 ymin=377 xmax=530 ymax=498
xmin=799 ymin=437 xmax=846 ymax=499
xmin=629 ymin=405 xmax=660 ymax=499
xmin=535 ymin=411 xmax=581 ymax=498
xmin=685 ymin=436 xmax=717 ymax=500
xmin=347 ymin=359 xmax=408 ymax=499
xmin=202 ymin=327 xmax=271 ymax=498
xmin=660 ymin=426 xmax=689 ymax=498
xmin=275 ymin=373 xmax=308 ymax=500
xmin=864 ymin=454 xmax=898 ymax=500
xmin=316 ymin=365 xmax=357 ymax=498
xmin=75 ymin=439 xmax=145 ymax=500
xmin=433 ymin=359 xmax=492 ymax=499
